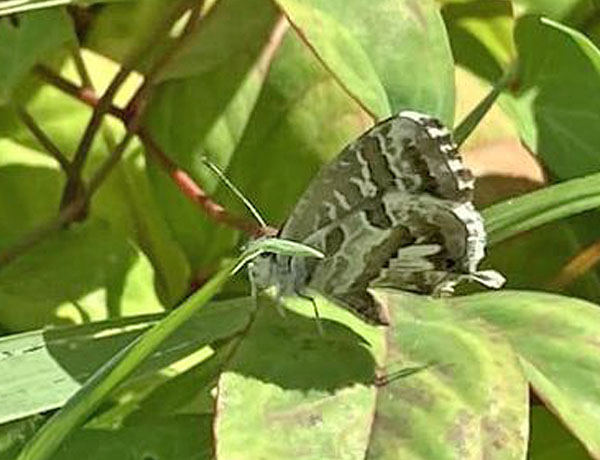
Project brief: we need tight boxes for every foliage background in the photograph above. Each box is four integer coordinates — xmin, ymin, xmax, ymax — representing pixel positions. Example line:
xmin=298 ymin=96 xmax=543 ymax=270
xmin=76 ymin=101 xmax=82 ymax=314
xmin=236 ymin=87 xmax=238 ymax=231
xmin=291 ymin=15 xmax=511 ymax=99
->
xmin=2 ymin=0 xmax=600 ymax=459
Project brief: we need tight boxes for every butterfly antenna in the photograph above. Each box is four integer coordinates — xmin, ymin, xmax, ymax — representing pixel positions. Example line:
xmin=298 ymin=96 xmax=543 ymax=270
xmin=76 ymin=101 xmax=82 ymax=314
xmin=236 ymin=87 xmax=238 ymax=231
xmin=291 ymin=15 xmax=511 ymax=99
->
xmin=200 ymin=156 xmax=268 ymax=228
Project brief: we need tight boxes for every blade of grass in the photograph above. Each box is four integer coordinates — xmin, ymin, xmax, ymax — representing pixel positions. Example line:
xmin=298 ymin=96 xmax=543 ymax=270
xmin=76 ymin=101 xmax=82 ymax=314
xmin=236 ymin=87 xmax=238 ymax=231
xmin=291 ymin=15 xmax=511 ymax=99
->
xmin=0 ymin=0 xmax=70 ymax=17
xmin=484 ymin=171 xmax=600 ymax=246
xmin=15 ymin=248 xmax=256 ymax=460
xmin=15 ymin=236 xmax=318 ymax=460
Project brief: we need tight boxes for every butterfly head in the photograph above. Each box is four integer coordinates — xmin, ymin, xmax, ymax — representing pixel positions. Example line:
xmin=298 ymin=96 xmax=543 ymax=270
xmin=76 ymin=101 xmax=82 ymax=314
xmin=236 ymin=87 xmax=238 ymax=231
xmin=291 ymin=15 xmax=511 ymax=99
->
xmin=245 ymin=236 xmax=325 ymax=294
xmin=248 ymin=250 xmax=277 ymax=291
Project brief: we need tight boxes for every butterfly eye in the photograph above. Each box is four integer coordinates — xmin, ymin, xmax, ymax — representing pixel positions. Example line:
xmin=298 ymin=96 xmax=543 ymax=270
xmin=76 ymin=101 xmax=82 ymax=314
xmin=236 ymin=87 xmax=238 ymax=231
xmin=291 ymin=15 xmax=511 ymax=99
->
xmin=445 ymin=259 xmax=456 ymax=269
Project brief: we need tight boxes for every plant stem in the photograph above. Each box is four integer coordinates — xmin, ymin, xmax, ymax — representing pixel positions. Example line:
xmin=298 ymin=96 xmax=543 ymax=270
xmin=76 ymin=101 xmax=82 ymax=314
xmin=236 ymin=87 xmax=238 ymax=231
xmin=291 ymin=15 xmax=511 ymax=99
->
xmin=71 ymin=46 xmax=94 ymax=90
xmin=34 ymin=65 xmax=127 ymax=121
xmin=453 ymin=65 xmax=518 ymax=147
xmin=122 ymin=0 xmax=205 ymax=127
xmin=69 ymin=68 xmax=131 ymax=175
xmin=549 ymin=239 xmax=600 ymax=289
xmin=0 ymin=198 xmax=85 ymax=269
xmin=88 ymin=131 xmax=135 ymax=195
xmin=61 ymin=1 xmax=193 ymax=209
xmin=14 ymin=105 xmax=71 ymax=173
xmin=139 ymin=130 xmax=272 ymax=237
xmin=2 ymin=1 xmax=270 ymax=271
xmin=34 ymin=65 xmax=265 ymax=237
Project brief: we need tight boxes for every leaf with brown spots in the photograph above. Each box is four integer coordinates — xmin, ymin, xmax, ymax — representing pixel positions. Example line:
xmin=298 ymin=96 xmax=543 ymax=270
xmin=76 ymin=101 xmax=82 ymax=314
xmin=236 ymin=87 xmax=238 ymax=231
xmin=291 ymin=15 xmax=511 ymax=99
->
xmin=454 ymin=290 xmax=600 ymax=459
xmin=367 ymin=290 xmax=528 ymax=459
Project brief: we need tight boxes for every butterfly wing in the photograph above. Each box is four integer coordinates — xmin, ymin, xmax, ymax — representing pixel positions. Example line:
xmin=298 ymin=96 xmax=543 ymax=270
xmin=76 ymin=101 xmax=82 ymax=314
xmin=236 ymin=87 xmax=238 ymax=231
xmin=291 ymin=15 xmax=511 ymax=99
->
xmin=275 ymin=111 xmax=502 ymax=323
xmin=297 ymin=190 xmax=488 ymax=323
xmin=280 ymin=111 xmax=474 ymax=241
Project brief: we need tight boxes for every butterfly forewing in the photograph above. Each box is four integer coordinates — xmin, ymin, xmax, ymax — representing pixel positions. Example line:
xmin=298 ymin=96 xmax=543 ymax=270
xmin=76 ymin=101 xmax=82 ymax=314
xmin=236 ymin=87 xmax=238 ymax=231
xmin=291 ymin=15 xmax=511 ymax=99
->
xmin=280 ymin=112 xmax=474 ymax=242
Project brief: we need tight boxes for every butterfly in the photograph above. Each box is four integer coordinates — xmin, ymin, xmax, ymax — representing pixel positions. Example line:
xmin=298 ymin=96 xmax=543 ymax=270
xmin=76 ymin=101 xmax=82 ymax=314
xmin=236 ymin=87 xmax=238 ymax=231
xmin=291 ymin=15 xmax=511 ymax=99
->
xmin=248 ymin=111 xmax=505 ymax=325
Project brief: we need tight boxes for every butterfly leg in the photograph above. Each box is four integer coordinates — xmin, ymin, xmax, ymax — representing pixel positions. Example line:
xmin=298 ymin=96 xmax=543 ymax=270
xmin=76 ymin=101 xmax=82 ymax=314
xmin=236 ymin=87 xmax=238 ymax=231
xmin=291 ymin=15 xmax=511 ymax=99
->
xmin=248 ymin=262 xmax=258 ymax=300
xmin=247 ymin=261 xmax=260 ymax=311
xmin=273 ymin=293 xmax=288 ymax=318
xmin=431 ymin=274 xmax=457 ymax=297
xmin=297 ymin=291 xmax=323 ymax=335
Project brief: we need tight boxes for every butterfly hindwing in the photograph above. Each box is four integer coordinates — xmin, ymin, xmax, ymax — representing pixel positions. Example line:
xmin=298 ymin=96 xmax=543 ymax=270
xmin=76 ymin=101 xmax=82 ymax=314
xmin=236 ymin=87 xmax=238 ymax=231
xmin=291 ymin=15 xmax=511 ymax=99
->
xmin=294 ymin=188 xmax=487 ymax=323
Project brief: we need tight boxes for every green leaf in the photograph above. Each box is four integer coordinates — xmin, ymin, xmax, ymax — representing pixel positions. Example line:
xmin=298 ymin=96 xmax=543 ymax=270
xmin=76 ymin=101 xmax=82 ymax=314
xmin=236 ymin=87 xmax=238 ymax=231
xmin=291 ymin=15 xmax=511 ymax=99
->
xmin=0 ymin=140 xmax=63 ymax=251
xmin=83 ymin=0 xmax=189 ymax=71
xmin=454 ymin=291 xmax=600 ymax=458
xmin=0 ymin=299 xmax=250 ymax=424
xmin=0 ymin=8 xmax=74 ymax=104
xmin=483 ymin=171 xmax=600 ymax=245
xmin=0 ymin=417 xmax=46 ymax=460
xmin=368 ymin=291 xmax=528 ymax=459
xmin=274 ymin=0 xmax=390 ymax=119
xmin=0 ymin=50 xmax=190 ymax=308
xmin=124 ymin=344 xmax=231 ymax=422
xmin=93 ymin=146 xmax=191 ymax=306
xmin=15 ymin=254 xmax=249 ymax=460
xmin=0 ymin=0 xmax=135 ymax=18
xmin=215 ymin=295 xmax=385 ymax=460
xmin=511 ymin=0 xmax=592 ymax=23
xmin=156 ymin=0 xmax=277 ymax=81
xmin=505 ymin=15 xmax=600 ymax=179
xmin=443 ymin=0 xmax=516 ymax=83
xmin=529 ymin=406 xmax=590 ymax=460
xmin=497 ymin=16 xmax=600 ymax=302
xmin=50 ymin=415 xmax=213 ymax=460
xmin=0 ymin=218 xmax=164 ymax=331
xmin=276 ymin=0 xmax=454 ymax=123
xmin=224 ymin=33 xmax=370 ymax=227
xmin=142 ymin=0 xmax=280 ymax=270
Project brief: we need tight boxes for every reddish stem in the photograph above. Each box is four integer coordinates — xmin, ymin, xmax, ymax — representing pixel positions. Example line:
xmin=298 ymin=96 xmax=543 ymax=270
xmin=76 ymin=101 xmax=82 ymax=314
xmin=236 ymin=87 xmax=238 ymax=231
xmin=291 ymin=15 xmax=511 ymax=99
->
xmin=139 ymin=130 xmax=274 ymax=237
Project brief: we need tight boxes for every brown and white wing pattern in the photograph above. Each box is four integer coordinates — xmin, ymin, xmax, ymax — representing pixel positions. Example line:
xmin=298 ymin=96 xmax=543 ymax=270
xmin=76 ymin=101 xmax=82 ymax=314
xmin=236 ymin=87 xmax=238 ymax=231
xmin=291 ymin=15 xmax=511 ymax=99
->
xmin=280 ymin=111 xmax=474 ymax=241
xmin=255 ymin=111 xmax=504 ymax=324
xmin=297 ymin=190 xmax=501 ymax=323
